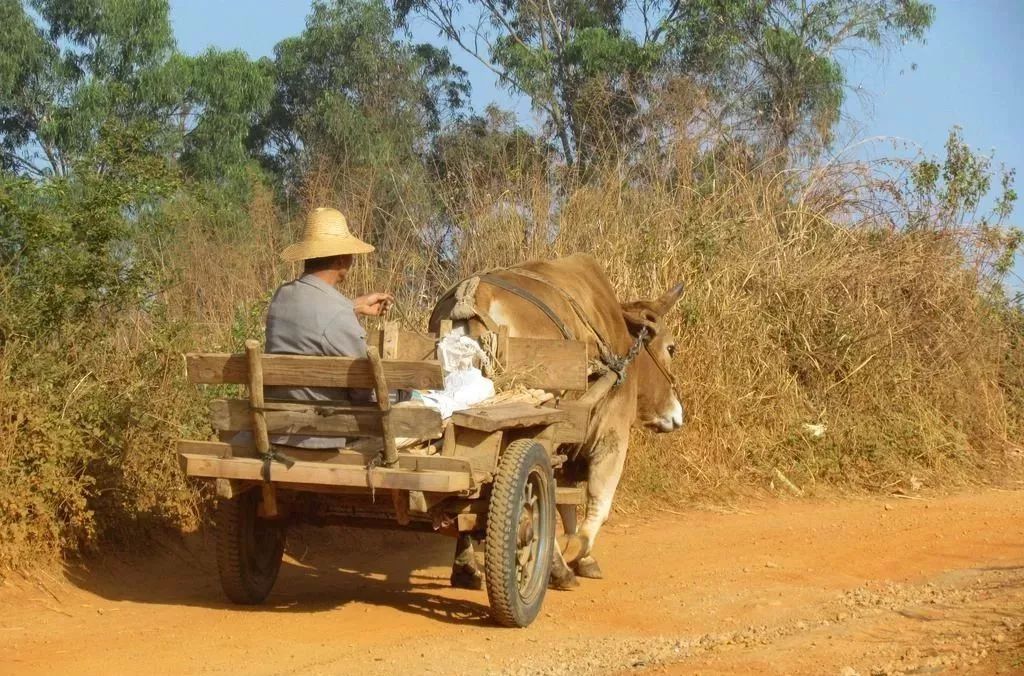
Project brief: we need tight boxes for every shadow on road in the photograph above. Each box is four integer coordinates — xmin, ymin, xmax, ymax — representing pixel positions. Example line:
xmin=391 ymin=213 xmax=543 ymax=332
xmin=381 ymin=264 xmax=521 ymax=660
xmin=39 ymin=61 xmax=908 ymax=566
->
xmin=62 ymin=524 xmax=492 ymax=627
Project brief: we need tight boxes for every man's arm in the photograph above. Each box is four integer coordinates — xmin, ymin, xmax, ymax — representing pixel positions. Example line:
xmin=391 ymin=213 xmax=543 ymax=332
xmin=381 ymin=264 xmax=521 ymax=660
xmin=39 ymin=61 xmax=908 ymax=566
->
xmin=322 ymin=310 xmax=368 ymax=358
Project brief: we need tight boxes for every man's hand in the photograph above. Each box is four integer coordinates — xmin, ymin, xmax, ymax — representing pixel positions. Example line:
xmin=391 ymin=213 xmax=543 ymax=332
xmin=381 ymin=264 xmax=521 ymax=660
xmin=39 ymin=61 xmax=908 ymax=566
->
xmin=354 ymin=291 xmax=394 ymax=317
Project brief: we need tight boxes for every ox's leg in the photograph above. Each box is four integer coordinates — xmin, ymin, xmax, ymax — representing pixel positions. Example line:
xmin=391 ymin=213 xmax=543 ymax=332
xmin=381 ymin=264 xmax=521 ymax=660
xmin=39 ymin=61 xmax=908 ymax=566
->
xmin=547 ymin=504 xmax=580 ymax=590
xmin=573 ymin=432 xmax=627 ymax=579
xmin=449 ymin=533 xmax=484 ymax=590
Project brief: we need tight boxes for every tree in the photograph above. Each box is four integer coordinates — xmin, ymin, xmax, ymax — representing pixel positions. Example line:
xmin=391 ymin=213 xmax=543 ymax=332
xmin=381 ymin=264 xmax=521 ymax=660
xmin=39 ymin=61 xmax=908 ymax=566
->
xmin=396 ymin=0 xmax=935 ymax=164
xmin=396 ymin=0 xmax=663 ymax=170
xmin=660 ymin=0 xmax=935 ymax=154
xmin=0 ymin=0 xmax=275 ymax=336
xmin=0 ymin=0 xmax=272 ymax=187
xmin=251 ymin=0 xmax=470 ymax=190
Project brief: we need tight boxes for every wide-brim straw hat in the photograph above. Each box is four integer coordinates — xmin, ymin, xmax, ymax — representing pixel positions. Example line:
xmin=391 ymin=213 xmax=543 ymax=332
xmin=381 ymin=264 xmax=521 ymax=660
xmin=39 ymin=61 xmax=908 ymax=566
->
xmin=280 ymin=207 xmax=375 ymax=262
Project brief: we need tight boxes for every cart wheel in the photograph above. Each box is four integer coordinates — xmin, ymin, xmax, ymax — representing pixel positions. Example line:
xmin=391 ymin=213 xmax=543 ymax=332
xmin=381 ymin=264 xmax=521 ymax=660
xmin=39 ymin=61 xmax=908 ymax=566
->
xmin=216 ymin=489 xmax=286 ymax=605
xmin=485 ymin=438 xmax=556 ymax=627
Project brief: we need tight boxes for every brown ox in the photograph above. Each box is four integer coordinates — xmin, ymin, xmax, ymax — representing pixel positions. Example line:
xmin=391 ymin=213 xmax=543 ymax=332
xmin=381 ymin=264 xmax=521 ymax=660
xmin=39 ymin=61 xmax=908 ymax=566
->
xmin=429 ymin=254 xmax=684 ymax=589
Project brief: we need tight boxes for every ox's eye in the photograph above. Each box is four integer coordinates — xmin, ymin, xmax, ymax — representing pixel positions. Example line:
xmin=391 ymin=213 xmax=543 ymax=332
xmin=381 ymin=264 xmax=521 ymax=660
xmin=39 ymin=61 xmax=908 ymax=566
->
xmin=667 ymin=344 xmax=677 ymax=358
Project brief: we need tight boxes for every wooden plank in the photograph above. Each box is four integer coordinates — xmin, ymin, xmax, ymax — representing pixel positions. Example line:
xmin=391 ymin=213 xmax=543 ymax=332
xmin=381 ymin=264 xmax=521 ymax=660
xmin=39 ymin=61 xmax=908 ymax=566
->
xmin=244 ymin=341 xmax=271 ymax=457
xmin=401 ymin=331 xmax=439 ymax=361
xmin=440 ymin=420 xmax=456 ymax=456
xmin=450 ymin=427 xmax=503 ymax=474
xmin=186 ymin=353 xmax=443 ymax=390
xmin=177 ymin=440 xmax=472 ymax=475
xmin=504 ymin=337 xmax=588 ymax=391
xmin=550 ymin=400 xmax=589 ymax=444
xmin=368 ymin=329 xmax=438 ymax=361
xmin=496 ymin=324 xmax=510 ymax=364
xmin=209 ymin=399 xmax=443 ymax=439
xmin=547 ymin=370 xmax=615 ymax=443
xmin=556 ymin=485 xmax=587 ymax=505
xmin=450 ymin=403 xmax=566 ymax=433
xmin=578 ymin=370 xmax=617 ymax=407
xmin=180 ymin=453 xmax=473 ymax=492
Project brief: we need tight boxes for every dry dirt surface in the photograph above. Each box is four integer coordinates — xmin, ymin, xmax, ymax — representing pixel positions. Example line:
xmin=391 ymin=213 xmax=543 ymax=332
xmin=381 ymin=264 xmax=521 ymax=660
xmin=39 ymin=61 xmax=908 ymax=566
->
xmin=3 ymin=489 xmax=1023 ymax=676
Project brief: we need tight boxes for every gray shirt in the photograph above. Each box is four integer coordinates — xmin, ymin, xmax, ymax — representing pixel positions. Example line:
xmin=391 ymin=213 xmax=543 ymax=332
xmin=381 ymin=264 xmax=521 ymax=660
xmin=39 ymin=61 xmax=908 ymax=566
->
xmin=261 ymin=273 xmax=369 ymax=448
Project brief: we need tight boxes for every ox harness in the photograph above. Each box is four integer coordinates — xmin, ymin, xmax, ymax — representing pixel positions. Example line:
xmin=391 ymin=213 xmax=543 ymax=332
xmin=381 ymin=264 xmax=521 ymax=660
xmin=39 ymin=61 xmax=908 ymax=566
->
xmin=440 ymin=267 xmax=674 ymax=389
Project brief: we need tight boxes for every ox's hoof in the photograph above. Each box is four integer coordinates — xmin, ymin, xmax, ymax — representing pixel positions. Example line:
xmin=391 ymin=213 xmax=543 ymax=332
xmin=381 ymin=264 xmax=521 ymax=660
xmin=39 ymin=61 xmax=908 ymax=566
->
xmin=549 ymin=567 xmax=579 ymax=591
xmin=573 ymin=555 xmax=604 ymax=579
xmin=450 ymin=564 xmax=484 ymax=590
xmin=557 ymin=533 xmax=586 ymax=564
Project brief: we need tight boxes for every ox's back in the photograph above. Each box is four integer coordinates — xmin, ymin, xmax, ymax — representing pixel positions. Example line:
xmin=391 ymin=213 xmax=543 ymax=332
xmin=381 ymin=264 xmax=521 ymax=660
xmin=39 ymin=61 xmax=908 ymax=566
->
xmin=430 ymin=254 xmax=634 ymax=360
xmin=429 ymin=254 xmax=640 ymax=445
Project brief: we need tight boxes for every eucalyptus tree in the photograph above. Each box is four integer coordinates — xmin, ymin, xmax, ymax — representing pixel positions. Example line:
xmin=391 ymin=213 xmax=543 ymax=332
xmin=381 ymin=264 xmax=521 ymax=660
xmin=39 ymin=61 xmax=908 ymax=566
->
xmin=251 ymin=0 xmax=471 ymax=191
xmin=395 ymin=0 xmax=934 ymax=165
xmin=0 ymin=0 xmax=273 ymax=332
xmin=0 ymin=0 xmax=272 ymax=185
xmin=659 ymin=0 xmax=936 ymax=154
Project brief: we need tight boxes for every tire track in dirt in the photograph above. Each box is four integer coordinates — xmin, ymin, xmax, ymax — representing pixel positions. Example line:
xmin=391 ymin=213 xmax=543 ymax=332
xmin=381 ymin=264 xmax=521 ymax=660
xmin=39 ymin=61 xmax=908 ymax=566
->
xmin=1 ymin=488 xmax=1022 ymax=675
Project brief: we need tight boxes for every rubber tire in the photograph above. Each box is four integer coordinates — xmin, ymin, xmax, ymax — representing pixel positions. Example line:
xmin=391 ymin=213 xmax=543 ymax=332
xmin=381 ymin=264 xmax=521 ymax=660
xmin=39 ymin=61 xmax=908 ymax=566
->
xmin=216 ymin=490 xmax=286 ymax=605
xmin=485 ymin=439 xmax=556 ymax=628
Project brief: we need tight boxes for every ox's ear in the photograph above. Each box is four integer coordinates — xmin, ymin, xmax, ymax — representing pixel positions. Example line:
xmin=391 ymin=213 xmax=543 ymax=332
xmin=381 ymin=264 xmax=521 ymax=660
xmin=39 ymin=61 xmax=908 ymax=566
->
xmin=621 ymin=300 xmax=661 ymax=337
xmin=655 ymin=282 xmax=685 ymax=316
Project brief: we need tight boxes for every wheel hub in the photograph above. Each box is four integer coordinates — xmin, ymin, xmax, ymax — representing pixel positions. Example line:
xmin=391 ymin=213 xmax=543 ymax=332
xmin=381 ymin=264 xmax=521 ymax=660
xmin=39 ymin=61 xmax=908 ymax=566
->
xmin=517 ymin=513 xmax=535 ymax=547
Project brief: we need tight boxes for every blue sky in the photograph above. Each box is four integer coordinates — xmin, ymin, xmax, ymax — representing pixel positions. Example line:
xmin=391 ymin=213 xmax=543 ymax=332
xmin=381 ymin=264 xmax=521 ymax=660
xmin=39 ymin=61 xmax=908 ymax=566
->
xmin=170 ymin=0 xmax=1023 ymax=225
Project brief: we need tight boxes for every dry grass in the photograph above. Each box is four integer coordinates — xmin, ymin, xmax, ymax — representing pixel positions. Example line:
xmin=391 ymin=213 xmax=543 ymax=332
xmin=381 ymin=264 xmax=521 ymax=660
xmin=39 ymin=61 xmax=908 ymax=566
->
xmin=158 ymin=145 xmax=1022 ymax=504
xmin=2 ymin=137 xmax=1021 ymax=570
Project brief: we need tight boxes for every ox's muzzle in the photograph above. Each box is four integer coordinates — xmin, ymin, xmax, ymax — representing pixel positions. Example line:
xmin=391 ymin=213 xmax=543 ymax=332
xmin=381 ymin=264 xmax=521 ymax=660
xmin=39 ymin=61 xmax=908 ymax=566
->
xmin=648 ymin=396 xmax=685 ymax=433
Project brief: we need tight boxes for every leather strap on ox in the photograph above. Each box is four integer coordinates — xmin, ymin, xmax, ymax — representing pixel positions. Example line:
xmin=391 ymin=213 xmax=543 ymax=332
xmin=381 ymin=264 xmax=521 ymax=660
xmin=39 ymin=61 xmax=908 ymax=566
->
xmin=500 ymin=268 xmax=651 ymax=385
xmin=477 ymin=273 xmax=576 ymax=341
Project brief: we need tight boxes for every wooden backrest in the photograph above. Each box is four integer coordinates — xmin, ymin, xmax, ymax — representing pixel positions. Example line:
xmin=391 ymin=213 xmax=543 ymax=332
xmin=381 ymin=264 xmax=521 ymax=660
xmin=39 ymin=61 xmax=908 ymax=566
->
xmin=186 ymin=353 xmax=444 ymax=390
xmin=209 ymin=399 xmax=444 ymax=440
xmin=367 ymin=324 xmax=589 ymax=391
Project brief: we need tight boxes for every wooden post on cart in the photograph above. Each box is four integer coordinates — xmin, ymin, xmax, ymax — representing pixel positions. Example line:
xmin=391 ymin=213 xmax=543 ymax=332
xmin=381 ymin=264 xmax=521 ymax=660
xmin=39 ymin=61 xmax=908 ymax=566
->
xmin=244 ymin=339 xmax=278 ymax=517
xmin=366 ymin=345 xmax=408 ymax=525
xmin=365 ymin=345 xmax=398 ymax=467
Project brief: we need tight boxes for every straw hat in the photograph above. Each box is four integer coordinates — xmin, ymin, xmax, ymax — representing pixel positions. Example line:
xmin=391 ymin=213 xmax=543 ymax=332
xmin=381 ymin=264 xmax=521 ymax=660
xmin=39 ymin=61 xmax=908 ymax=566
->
xmin=280 ymin=207 xmax=374 ymax=262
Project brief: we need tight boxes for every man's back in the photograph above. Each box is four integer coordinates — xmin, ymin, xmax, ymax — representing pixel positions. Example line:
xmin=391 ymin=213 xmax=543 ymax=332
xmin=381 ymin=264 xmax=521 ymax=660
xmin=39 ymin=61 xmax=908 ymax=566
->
xmin=265 ymin=273 xmax=368 ymax=401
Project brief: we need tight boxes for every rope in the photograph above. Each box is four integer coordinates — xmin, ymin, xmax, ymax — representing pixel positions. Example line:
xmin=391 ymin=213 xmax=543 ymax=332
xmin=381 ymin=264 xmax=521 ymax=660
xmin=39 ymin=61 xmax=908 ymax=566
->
xmin=604 ymin=327 xmax=649 ymax=384
xmin=451 ymin=276 xmax=481 ymax=321
xmin=260 ymin=446 xmax=297 ymax=482
xmin=366 ymin=453 xmax=383 ymax=503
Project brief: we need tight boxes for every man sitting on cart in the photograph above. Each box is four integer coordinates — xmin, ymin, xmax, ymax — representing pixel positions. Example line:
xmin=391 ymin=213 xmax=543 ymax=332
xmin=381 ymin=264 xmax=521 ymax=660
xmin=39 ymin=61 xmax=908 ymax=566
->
xmin=262 ymin=206 xmax=485 ymax=591
xmin=262 ymin=206 xmax=393 ymax=448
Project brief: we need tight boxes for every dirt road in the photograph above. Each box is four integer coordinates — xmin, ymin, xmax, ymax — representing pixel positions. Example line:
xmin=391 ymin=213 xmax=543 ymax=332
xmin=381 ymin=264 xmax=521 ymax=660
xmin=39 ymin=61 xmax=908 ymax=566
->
xmin=3 ymin=489 xmax=1023 ymax=675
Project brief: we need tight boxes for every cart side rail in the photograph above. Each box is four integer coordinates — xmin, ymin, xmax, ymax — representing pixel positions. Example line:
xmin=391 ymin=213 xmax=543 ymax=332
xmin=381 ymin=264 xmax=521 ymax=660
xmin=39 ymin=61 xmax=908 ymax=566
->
xmin=208 ymin=398 xmax=445 ymax=440
xmin=185 ymin=351 xmax=444 ymax=390
xmin=178 ymin=440 xmax=475 ymax=492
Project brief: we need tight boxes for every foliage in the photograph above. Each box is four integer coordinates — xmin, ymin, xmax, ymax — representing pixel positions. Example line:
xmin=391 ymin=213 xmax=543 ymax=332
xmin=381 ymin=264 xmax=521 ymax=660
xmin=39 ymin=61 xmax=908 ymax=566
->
xmin=0 ymin=0 xmax=272 ymax=191
xmin=398 ymin=0 xmax=934 ymax=164
xmin=0 ymin=315 xmax=206 ymax=569
xmin=662 ymin=0 xmax=934 ymax=153
xmin=397 ymin=0 xmax=664 ymax=169
xmin=251 ymin=0 xmax=469 ymax=192
xmin=0 ymin=0 xmax=1020 ymax=576
xmin=0 ymin=121 xmax=179 ymax=338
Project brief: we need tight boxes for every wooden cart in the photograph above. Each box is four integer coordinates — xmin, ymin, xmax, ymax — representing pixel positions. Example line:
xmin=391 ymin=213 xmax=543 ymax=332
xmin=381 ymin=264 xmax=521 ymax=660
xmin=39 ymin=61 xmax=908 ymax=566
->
xmin=178 ymin=323 xmax=611 ymax=627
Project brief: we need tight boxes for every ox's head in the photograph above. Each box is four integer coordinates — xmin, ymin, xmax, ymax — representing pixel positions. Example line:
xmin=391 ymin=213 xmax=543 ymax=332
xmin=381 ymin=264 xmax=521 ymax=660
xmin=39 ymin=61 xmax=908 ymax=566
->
xmin=622 ymin=283 xmax=685 ymax=433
